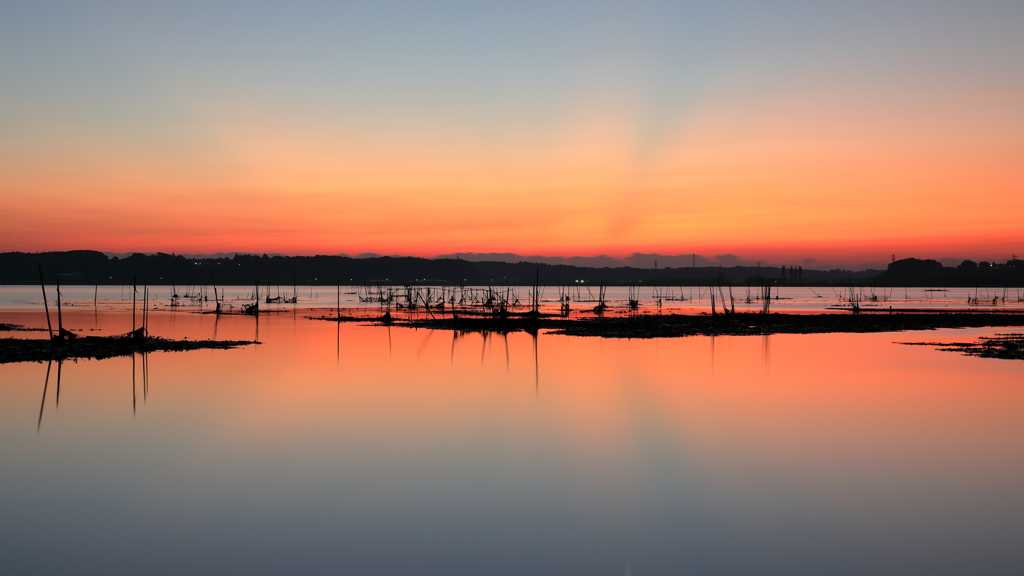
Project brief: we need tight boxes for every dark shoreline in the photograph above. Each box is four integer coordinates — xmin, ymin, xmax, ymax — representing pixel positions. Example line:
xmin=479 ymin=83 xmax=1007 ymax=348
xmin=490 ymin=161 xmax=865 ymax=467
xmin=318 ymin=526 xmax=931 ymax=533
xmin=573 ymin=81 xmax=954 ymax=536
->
xmin=371 ymin=312 xmax=1024 ymax=338
xmin=0 ymin=336 xmax=256 ymax=364
xmin=6 ymin=250 xmax=1024 ymax=287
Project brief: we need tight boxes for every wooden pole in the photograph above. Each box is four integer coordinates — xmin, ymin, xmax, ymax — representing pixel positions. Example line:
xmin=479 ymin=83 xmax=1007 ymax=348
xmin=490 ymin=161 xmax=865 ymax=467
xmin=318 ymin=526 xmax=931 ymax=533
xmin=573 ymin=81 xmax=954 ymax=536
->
xmin=56 ymin=278 xmax=64 ymax=335
xmin=212 ymin=273 xmax=220 ymax=313
xmin=38 ymin=264 xmax=53 ymax=339
xmin=710 ymin=279 xmax=716 ymax=316
xmin=132 ymin=276 xmax=137 ymax=333
xmin=255 ymin=278 xmax=260 ymax=315
xmin=534 ymin=267 xmax=539 ymax=314
xmin=143 ymin=282 xmax=149 ymax=334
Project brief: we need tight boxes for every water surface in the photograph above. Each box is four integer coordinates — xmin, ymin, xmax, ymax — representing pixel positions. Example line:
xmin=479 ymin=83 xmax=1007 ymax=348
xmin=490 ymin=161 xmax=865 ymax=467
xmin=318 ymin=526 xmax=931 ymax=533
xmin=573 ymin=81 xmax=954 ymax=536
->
xmin=2 ymin=301 xmax=1023 ymax=574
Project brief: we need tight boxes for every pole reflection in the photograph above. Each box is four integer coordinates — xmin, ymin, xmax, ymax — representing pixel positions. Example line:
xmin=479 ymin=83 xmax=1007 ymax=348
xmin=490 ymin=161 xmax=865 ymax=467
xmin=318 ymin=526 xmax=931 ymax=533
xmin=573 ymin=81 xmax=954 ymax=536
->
xmin=445 ymin=328 xmax=541 ymax=393
xmin=531 ymin=329 xmax=539 ymax=396
xmin=762 ymin=334 xmax=771 ymax=379
xmin=34 ymin=352 xmax=157 ymax=429
xmin=37 ymin=360 xmax=52 ymax=431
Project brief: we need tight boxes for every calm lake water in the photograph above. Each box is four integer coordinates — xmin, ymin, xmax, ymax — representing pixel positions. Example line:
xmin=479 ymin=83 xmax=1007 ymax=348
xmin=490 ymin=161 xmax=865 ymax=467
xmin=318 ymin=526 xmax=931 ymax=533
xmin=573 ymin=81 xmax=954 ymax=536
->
xmin=2 ymin=287 xmax=1024 ymax=575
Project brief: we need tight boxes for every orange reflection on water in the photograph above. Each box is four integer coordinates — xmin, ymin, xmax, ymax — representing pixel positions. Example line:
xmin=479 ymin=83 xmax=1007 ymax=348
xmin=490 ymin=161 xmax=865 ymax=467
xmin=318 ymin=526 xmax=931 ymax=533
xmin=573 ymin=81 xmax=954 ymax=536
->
xmin=3 ymin=310 xmax=1024 ymax=572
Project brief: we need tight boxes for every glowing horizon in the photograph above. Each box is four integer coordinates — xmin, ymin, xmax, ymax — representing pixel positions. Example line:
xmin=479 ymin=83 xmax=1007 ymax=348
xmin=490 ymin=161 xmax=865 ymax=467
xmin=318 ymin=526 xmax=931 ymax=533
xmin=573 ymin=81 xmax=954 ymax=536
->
xmin=2 ymin=2 xmax=1022 ymax=269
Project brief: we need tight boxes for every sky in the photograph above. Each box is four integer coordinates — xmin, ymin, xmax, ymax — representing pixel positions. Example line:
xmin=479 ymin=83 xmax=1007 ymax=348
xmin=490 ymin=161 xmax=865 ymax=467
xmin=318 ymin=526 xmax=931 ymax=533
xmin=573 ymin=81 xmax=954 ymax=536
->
xmin=2 ymin=1 xmax=1022 ymax=269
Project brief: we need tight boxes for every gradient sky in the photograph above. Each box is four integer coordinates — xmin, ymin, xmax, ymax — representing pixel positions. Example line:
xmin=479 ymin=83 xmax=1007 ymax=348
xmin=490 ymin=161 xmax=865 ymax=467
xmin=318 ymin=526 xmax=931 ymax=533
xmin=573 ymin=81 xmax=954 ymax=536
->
xmin=2 ymin=1 xmax=1022 ymax=268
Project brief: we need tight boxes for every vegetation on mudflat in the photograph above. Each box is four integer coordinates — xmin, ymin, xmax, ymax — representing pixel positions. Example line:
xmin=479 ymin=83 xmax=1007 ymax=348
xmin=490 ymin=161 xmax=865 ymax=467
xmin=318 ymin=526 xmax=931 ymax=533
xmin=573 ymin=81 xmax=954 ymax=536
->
xmin=902 ymin=333 xmax=1024 ymax=360
xmin=0 ymin=323 xmax=47 ymax=332
xmin=390 ymin=312 xmax=1024 ymax=339
xmin=0 ymin=336 xmax=256 ymax=364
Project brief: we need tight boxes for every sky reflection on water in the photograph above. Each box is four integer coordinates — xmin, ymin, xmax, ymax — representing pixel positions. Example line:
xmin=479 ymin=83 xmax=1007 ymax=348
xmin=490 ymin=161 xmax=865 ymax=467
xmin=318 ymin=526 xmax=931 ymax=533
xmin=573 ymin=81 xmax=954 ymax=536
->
xmin=2 ymin=308 xmax=1024 ymax=575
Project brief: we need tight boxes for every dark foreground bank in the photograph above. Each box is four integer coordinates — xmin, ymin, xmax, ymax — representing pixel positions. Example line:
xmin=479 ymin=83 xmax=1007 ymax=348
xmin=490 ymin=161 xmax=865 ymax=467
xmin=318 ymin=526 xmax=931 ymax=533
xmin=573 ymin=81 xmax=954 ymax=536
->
xmin=0 ymin=335 xmax=256 ymax=364
xmin=382 ymin=311 xmax=1024 ymax=338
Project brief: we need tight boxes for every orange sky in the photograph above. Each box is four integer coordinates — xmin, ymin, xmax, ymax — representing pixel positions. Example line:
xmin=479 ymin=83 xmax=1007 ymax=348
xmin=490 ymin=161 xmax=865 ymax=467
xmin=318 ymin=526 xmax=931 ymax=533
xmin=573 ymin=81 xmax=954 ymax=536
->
xmin=2 ymin=3 xmax=1022 ymax=268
